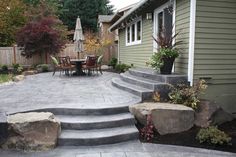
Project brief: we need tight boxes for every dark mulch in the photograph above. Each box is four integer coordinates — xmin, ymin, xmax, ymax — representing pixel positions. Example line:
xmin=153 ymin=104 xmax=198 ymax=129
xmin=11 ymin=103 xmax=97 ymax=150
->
xmin=138 ymin=120 xmax=236 ymax=153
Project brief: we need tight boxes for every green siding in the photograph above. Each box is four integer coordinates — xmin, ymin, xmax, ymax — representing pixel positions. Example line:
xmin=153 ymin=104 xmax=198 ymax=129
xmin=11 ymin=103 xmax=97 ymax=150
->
xmin=195 ymin=0 xmax=236 ymax=112
xmin=119 ymin=16 xmax=153 ymax=67
xmin=175 ymin=0 xmax=190 ymax=74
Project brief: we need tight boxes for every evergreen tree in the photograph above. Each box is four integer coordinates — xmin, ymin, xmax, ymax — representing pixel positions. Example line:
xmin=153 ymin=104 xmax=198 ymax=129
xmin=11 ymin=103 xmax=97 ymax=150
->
xmin=60 ymin=0 xmax=114 ymax=32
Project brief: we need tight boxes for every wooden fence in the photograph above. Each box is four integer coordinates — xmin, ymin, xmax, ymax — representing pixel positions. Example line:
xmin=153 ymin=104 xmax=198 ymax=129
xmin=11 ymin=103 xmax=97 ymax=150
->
xmin=0 ymin=43 xmax=118 ymax=66
xmin=0 ymin=44 xmax=77 ymax=66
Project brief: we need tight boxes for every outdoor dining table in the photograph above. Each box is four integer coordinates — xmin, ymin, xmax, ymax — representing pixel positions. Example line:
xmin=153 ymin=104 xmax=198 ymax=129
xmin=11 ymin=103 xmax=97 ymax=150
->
xmin=70 ymin=59 xmax=86 ymax=76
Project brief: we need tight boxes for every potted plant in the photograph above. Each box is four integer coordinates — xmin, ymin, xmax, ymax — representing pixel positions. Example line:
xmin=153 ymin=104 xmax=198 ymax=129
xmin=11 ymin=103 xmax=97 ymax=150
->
xmin=147 ymin=29 xmax=181 ymax=74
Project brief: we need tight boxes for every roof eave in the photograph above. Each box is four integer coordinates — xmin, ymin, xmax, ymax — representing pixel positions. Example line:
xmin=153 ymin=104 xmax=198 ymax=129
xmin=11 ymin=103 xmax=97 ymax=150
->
xmin=109 ymin=0 xmax=149 ymax=32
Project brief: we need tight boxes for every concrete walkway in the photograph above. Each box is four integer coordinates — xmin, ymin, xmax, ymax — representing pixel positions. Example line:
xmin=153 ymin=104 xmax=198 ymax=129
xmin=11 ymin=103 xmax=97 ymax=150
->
xmin=0 ymin=72 xmax=140 ymax=114
xmin=0 ymin=141 xmax=235 ymax=157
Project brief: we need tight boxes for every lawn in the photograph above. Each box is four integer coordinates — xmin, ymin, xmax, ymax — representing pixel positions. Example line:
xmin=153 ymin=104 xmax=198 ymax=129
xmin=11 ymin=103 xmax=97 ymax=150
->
xmin=0 ymin=74 xmax=12 ymax=84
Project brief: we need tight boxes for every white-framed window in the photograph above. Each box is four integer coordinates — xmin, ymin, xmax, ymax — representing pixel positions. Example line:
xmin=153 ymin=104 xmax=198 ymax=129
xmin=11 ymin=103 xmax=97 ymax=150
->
xmin=126 ymin=17 xmax=142 ymax=46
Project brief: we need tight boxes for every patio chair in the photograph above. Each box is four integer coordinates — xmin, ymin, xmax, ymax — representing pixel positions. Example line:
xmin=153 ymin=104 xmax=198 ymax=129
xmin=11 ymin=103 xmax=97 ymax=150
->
xmin=82 ymin=56 xmax=97 ymax=75
xmin=96 ymin=55 xmax=103 ymax=75
xmin=50 ymin=56 xmax=63 ymax=76
xmin=61 ymin=56 xmax=76 ymax=76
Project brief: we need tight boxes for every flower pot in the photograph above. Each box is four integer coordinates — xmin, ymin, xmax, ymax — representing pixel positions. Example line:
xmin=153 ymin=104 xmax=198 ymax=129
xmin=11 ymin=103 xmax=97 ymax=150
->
xmin=160 ymin=57 xmax=175 ymax=75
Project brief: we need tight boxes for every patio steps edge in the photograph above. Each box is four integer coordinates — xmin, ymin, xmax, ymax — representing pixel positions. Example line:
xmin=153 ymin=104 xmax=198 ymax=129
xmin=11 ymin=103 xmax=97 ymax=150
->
xmin=57 ymin=126 xmax=139 ymax=146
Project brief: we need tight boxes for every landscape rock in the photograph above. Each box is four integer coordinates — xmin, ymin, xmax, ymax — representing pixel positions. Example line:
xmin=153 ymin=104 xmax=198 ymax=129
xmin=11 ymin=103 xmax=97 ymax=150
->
xmin=3 ymin=112 xmax=61 ymax=151
xmin=12 ymin=75 xmax=25 ymax=82
xmin=23 ymin=70 xmax=37 ymax=76
xmin=130 ymin=103 xmax=194 ymax=135
xmin=195 ymin=99 xmax=234 ymax=127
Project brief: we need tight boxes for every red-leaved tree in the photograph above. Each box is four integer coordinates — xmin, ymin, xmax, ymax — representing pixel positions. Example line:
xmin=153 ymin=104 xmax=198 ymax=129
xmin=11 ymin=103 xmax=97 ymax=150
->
xmin=16 ymin=17 xmax=66 ymax=59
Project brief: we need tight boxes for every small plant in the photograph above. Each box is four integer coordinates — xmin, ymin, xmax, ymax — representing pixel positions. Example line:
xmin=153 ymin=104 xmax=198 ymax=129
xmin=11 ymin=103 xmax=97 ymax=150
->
xmin=196 ymin=126 xmax=232 ymax=146
xmin=37 ymin=64 xmax=49 ymax=72
xmin=115 ymin=64 xmax=131 ymax=73
xmin=140 ymin=115 xmax=155 ymax=142
xmin=12 ymin=64 xmax=23 ymax=74
xmin=169 ymin=80 xmax=207 ymax=109
xmin=1 ymin=65 xmax=9 ymax=74
xmin=146 ymin=28 xmax=182 ymax=74
xmin=109 ymin=57 xmax=118 ymax=69
xmin=153 ymin=91 xmax=161 ymax=102
xmin=146 ymin=48 xmax=179 ymax=70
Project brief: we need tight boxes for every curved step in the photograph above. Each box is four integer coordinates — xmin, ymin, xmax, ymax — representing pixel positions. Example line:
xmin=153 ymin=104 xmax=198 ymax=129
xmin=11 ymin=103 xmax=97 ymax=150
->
xmin=120 ymin=72 xmax=167 ymax=90
xmin=112 ymin=78 xmax=153 ymax=101
xmin=28 ymin=106 xmax=130 ymax=116
xmin=57 ymin=113 xmax=136 ymax=130
xmin=129 ymin=68 xmax=188 ymax=85
xmin=58 ymin=126 xmax=139 ymax=146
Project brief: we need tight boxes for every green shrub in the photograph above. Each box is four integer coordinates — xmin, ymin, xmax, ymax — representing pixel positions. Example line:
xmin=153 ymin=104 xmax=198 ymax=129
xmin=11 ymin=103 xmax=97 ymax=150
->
xmin=115 ymin=64 xmax=131 ymax=73
xmin=1 ymin=65 xmax=9 ymax=74
xmin=169 ymin=80 xmax=207 ymax=109
xmin=109 ymin=58 xmax=118 ymax=69
xmin=37 ymin=64 xmax=49 ymax=72
xmin=12 ymin=64 xmax=23 ymax=74
xmin=196 ymin=126 xmax=232 ymax=146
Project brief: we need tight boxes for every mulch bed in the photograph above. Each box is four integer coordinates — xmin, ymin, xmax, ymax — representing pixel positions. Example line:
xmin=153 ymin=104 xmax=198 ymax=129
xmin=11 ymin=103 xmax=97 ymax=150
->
xmin=138 ymin=120 xmax=236 ymax=153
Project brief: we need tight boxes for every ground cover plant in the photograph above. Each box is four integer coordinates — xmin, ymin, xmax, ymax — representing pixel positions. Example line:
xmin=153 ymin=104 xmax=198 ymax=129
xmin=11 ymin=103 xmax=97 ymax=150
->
xmin=0 ymin=74 xmax=13 ymax=84
xmin=196 ymin=126 xmax=232 ymax=146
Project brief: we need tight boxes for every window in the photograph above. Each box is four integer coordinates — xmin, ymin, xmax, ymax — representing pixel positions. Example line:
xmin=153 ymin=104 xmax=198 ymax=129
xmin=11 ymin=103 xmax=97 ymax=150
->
xmin=126 ymin=18 xmax=142 ymax=46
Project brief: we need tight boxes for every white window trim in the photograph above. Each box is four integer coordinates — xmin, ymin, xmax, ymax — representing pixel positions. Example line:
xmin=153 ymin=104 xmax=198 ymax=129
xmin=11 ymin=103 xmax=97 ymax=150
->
xmin=188 ymin=0 xmax=196 ymax=86
xmin=125 ymin=17 xmax=142 ymax=46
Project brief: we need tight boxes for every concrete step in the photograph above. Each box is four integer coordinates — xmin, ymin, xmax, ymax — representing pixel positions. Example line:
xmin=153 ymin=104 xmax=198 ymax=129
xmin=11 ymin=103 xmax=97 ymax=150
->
xmin=129 ymin=68 xmax=188 ymax=85
xmin=58 ymin=126 xmax=139 ymax=146
xmin=120 ymin=72 xmax=168 ymax=90
xmin=31 ymin=106 xmax=132 ymax=115
xmin=56 ymin=113 xmax=136 ymax=130
xmin=112 ymin=77 xmax=153 ymax=101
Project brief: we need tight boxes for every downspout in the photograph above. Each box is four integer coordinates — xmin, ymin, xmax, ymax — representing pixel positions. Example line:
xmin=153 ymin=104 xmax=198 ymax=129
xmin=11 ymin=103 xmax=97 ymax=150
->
xmin=188 ymin=0 xmax=196 ymax=86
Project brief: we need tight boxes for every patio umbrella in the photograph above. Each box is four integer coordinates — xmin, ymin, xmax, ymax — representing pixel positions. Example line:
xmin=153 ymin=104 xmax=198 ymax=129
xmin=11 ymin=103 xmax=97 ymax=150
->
xmin=73 ymin=16 xmax=84 ymax=57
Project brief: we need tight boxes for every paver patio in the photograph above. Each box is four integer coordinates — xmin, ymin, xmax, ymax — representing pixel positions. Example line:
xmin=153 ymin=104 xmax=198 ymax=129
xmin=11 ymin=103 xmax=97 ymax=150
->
xmin=0 ymin=72 xmax=140 ymax=114
xmin=0 ymin=72 xmax=235 ymax=157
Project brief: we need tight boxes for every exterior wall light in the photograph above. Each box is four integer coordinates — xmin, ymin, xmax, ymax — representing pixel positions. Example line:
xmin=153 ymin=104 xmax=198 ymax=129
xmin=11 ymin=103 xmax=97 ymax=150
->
xmin=146 ymin=13 xmax=152 ymax=20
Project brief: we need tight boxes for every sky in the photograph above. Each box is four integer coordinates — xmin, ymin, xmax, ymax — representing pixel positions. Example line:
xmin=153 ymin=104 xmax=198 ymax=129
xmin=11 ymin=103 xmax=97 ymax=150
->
xmin=109 ymin=0 xmax=140 ymax=11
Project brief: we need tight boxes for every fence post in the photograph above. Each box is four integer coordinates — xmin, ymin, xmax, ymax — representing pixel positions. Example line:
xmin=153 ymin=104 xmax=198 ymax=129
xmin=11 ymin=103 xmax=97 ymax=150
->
xmin=13 ymin=45 xmax=17 ymax=64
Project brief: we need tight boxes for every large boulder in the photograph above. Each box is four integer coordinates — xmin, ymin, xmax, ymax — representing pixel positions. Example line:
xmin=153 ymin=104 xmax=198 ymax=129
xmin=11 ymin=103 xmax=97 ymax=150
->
xmin=129 ymin=103 xmax=194 ymax=135
xmin=194 ymin=99 xmax=234 ymax=127
xmin=3 ymin=112 xmax=61 ymax=151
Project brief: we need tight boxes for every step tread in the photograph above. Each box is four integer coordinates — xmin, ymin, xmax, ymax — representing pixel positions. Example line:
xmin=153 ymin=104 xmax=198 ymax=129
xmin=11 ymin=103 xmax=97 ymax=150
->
xmin=112 ymin=78 xmax=153 ymax=93
xmin=59 ymin=126 xmax=138 ymax=139
xmin=56 ymin=113 xmax=134 ymax=124
xmin=129 ymin=68 xmax=187 ymax=77
xmin=122 ymin=72 xmax=166 ymax=85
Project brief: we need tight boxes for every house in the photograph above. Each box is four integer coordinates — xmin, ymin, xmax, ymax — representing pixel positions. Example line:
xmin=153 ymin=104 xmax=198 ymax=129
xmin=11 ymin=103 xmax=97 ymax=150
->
xmin=97 ymin=3 xmax=138 ymax=64
xmin=109 ymin=0 xmax=236 ymax=113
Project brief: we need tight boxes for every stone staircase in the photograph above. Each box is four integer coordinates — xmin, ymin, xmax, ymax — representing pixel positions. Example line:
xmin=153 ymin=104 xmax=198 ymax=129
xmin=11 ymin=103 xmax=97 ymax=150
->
xmin=112 ymin=68 xmax=188 ymax=101
xmin=41 ymin=105 xmax=139 ymax=146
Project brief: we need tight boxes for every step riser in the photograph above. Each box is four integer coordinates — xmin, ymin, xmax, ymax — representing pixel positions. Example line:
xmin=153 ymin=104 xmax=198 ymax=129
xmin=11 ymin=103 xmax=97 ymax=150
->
xmin=129 ymin=70 xmax=164 ymax=82
xmin=129 ymin=70 xmax=188 ymax=85
xmin=31 ymin=107 xmax=129 ymax=115
xmin=120 ymin=74 xmax=154 ymax=90
xmin=58 ymin=132 xmax=139 ymax=146
xmin=61 ymin=118 xmax=136 ymax=130
xmin=112 ymin=80 xmax=152 ymax=101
